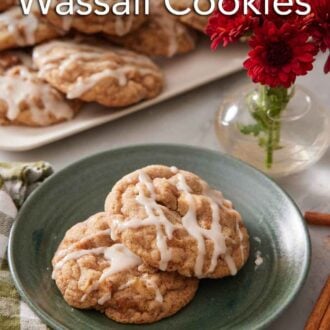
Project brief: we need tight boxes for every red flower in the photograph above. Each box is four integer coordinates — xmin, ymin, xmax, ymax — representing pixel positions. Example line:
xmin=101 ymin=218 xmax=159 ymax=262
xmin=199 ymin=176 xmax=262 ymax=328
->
xmin=309 ymin=0 xmax=330 ymax=50
xmin=206 ymin=0 xmax=255 ymax=49
xmin=244 ymin=21 xmax=317 ymax=88
xmin=310 ymin=0 xmax=330 ymax=26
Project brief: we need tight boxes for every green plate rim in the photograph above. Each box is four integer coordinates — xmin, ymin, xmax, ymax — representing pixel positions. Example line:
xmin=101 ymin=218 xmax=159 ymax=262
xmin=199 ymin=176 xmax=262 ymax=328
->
xmin=8 ymin=143 xmax=311 ymax=330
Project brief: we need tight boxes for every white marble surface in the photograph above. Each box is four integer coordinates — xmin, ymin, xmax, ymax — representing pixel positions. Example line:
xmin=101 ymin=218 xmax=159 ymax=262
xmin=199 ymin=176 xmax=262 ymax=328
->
xmin=1 ymin=52 xmax=329 ymax=329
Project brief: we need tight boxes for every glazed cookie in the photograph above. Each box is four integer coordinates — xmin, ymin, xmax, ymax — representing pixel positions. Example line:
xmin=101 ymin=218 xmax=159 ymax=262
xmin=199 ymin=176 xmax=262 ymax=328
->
xmin=0 ymin=55 xmax=80 ymax=127
xmin=167 ymin=0 xmax=210 ymax=32
xmin=109 ymin=2 xmax=197 ymax=58
xmin=105 ymin=165 xmax=250 ymax=279
xmin=0 ymin=7 xmax=63 ymax=51
xmin=39 ymin=0 xmax=146 ymax=37
xmin=52 ymin=213 xmax=199 ymax=324
xmin=0 ymin=0 xmax=16 ymax=12
xmin=33 ymin=40 xmax=164 ymax=107
xmin=0 ymin=52 xmax=24 ymax=73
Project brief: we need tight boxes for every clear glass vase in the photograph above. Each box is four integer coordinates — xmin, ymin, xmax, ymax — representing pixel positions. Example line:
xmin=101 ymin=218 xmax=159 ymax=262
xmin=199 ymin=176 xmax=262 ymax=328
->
xmin=216 ymin=84 xmax=329 ymax=178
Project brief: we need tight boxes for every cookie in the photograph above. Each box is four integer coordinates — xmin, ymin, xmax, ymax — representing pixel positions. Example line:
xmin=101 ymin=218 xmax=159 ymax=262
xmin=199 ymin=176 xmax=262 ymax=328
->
xmin=109 ymin=2 xmax=197 ymax=58
xmin=39 ymin=0 xmax=146 ymax=37
xmin=0 ymin=52 xmax=24 ymax=73
xmin=0 ymin=7 xmax=63 ymax=51
xmin=105 ymin=165 xmax=250 ymax=279
xmin=0 ymin=54 xmax=80 ymax=127
xmin=0 ymin=0 xmax=16 ymax=12
xmin=52 ymin=213 xmax=199 ymax=324
xmin=33 ymin=40 xmax=164 ymax=107
xmin=167 ymin=0 xmax=210 ymax=32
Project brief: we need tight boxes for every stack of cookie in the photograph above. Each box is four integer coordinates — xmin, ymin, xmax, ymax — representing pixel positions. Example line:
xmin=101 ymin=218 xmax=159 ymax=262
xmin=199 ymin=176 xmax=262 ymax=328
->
xmin=52 ymin=165 xmax=250 ymax=324
xmin=0 ymin=1 xmax=207 ymax=127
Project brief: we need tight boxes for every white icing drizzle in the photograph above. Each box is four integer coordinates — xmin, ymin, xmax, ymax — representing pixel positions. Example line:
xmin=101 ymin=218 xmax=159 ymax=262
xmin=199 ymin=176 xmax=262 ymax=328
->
xmin=53 ymin=237 xmax=164 ymax=306
xmin=112 ymin=169 xmax=238 ymax=278
xmin=135 ymin=172 xmax=176 ymax=271
xmin=0 ymin=66 xmax=74 ymax=124
xmin=139 ymin=170 xmax=156 ymax=199
xmin=33 ymin=41 xmax=161 ymax=99
xmin=141 ymin=274 xmax=163 ymax=303
xmin=99 ymin=244 xmax=141 ymax=282
xmin=112 ymin=172 xmax=177 ymax=270
xmin=61 ymin=15 xmax=73 ymax=31
xmin=177 ymin=176 xmax=205 ymax=276
xmin=46 ymin=1 xmax=80 ymax=31
xmin=115 ymin=15 xmax=135 ymax=36
xmin=149 ymin=2 xmax=181 ymax=57
xmin=204 ymin=186 xmax=245 ymax=264
xmin=67 ymin=69 xmax=124 ymax=98
xmin=0 ymin=7 xmax=38 ymax=46
xmin=61 ymin=3 xmax=80 ymax=31
xmin=97 ymin=293 xmax=112 ymax=306
xmin=53 ymin=243 xmax=142 ymax=303
xmin=114 ymin=0 xmax=135 ymax=37
xmin=118 ymin=274 xmax=163 ymax=303
xmin=67 ymin=65 xmax=154 ymax=99
xmin=53 ymin=244 xmax=141 ymax=280
xmin=53 ymin=246 xmax=106 ymax=278
xmin=177 ymin=174 xmax=236 ymax=277
xmin=56 ymin=229 xmax=112 ymax=259
xmin=118 ymin=278 xmax=137 ymax=291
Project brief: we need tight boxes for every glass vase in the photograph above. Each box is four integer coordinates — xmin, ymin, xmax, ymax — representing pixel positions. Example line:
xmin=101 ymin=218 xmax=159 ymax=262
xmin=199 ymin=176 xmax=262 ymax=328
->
xmin=215 ymin=84 xmax=329 ymax=178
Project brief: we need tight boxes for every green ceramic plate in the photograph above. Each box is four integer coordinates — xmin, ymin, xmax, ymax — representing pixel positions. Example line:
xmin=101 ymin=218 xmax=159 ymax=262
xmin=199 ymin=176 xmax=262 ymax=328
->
xmin=8 ymin=144 xmax=310 ymax=330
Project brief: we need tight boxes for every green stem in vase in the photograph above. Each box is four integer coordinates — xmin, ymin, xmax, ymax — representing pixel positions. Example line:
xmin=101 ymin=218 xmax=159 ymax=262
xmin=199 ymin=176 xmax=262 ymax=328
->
xmin=239 ymin=85 xmax=293 ymax=169
xmin=274 ymin=118 xmax=281 ymax=146
xmin=266 ymin=120 xmax=274 ymax=169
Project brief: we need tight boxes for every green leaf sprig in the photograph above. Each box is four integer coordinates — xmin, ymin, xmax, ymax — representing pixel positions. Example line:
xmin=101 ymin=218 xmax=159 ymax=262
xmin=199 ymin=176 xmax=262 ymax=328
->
xmin=239 ymin=85 xmax=294 ymax=169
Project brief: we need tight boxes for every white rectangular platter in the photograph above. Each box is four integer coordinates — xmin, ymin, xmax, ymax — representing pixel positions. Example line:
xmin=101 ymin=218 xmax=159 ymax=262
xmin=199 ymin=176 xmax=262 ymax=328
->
xmin=0 ymin=41 xmax=247 ymax=151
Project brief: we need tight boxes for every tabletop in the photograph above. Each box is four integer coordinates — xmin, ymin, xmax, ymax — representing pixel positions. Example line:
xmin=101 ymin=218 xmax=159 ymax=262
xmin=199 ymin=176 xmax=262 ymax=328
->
xmin=1 ymin=52 xmax=329 ymax=329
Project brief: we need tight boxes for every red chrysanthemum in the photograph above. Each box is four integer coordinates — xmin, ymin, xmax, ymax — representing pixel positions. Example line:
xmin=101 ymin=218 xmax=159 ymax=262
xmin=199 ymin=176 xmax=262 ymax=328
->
xmin=244 ymin=21 xmax=318 ymax=88
xmin=309 ymin=0 xmax=330 ymax=50
xmin=308 ymin=0 xmax=330 ymax=72
xmin=206 ymin=0 xmax=255 ymax=49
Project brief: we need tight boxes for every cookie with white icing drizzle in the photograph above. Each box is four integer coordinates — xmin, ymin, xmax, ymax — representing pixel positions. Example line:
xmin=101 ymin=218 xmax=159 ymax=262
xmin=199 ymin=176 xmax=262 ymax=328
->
xmin=105 ymin=165 xmax=250 ymax=279
xmin=0 ymin=0 xmax=16 ymax=12
xmin=0 ymin=54 xmax=81 ymax=127
xmin=0 ymin=52 xmax=24 ymax=73
xmin=33 ymin=40 xmax=164 ymax=107
xmin=108 ymin=1 xmax=197 ymax=58
xmin=0 ymin=7 xmax=64 ymax=51
xmin=38 ymin=0 xmax=146 ymax=37
xmin=52 ymin=213 xmax=199 ymax=324
xmin=168 ymin=0 xmax=210 ymax=33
